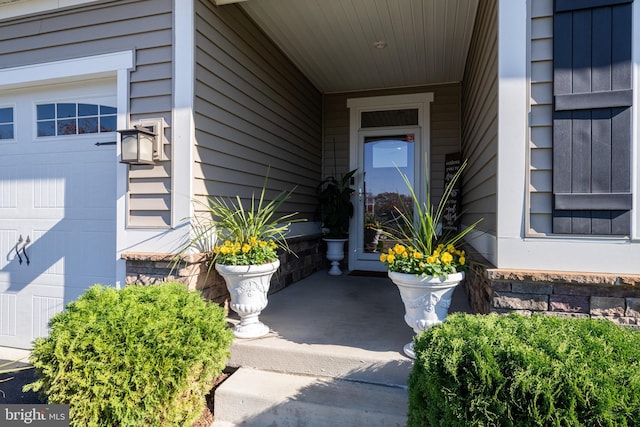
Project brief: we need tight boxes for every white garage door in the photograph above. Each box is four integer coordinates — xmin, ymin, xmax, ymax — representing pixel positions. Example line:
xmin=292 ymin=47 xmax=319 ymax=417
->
xmin=0 ymin=79 xmax=117 ymax=349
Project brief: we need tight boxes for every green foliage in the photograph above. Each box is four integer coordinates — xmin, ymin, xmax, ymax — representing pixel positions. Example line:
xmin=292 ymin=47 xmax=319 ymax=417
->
xmin=380 ymin=159 xmax=481 ymax=276
xmin=178 ymin=168 xmax=302 ymax=267
xmin=316 ymin=169 xmax=357 ymax=238
xmin=408 ymin=313 xmax=640 ymax=427
xmin=24 ymin=283 xmax=233 ymax=427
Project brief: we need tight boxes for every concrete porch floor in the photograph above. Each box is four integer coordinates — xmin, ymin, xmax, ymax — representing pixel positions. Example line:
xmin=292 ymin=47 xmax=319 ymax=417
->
xmin=224 ymin=270 xmax=473 ymax=388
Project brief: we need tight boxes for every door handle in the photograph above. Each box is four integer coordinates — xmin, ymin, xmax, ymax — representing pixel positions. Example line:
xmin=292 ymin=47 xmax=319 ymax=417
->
xmin=13 ymin=235 xmax=23 ymax=264
xmin=21 ymin=236 xmax=30 ymax=266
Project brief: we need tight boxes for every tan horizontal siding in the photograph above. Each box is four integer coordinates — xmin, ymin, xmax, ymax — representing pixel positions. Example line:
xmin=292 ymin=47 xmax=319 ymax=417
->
xmin=194 ymin=1 xmax=322 ymax=220
xmin=529 ymin=0 xmax=554 ymax=235
xmin=461 ymin=0 xmax=498 ymax=235
xmin=0 ymin=0 xmax=175 ymax=229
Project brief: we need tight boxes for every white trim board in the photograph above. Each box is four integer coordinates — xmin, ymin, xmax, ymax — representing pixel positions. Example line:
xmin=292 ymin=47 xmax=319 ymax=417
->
xmin=0 ymin=51 xmax=134 ymax=89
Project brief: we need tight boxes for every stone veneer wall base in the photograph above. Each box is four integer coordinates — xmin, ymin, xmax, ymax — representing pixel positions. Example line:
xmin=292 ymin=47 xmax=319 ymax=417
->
xmin=486 ymin=269 xmax=640 ymax=328
xmin=122 ymin=234 xmax=325 ymax=307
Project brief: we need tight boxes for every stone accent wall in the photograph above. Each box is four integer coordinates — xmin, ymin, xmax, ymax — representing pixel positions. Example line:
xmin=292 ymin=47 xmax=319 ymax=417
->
xmin=487 ymin=270 xmax=640 ymax=327
xmin=123 ymin=234 xmax=325 ymax=305
xmin=463 ymin=248 xmax=494 ymax=314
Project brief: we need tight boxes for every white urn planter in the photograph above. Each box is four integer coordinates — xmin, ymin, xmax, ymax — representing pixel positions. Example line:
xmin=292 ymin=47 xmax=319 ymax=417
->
xmin=323 ymin=238 xmax=348 ymax=275
xmin=215 ymin=259 xmax=280 ymax=339
xmin=388 ymin=271 xmax=464 ymax=359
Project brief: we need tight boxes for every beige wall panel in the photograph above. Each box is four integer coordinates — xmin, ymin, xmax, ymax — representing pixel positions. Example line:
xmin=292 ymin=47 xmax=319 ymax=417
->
xmin=531 ymin=61 xmax=553 ymax=83
xmin=461 ymin=0 xmax=498 ymax=235
xmin=530 ymin=105 xmax=553 ymax=127
xmin=531 ymin=83 xmax=553 ymax=104
xmin=532 ymin=0 xmax=553 ymax=17
xmin=530 ymin=169 xmax=552 ymax=192
xmin=528 ymin=0 xmax=554 ymax=234
xmin=531 ymin=17 xmax=553 ymax=38
xmin=530 ymin=127 xmax=552 ymax=149
xmin=194 ymin=1 xmax=322 ymax=220
xmin=530 ymin=213 xmax=552 ymax=233
xmin=530 ymin=192 xmax=553 ymax=214
xmin=531 ymin=148 xmax=552 ymax=170
xmin=129 ymin=195 xmax=171 ymax=212
xmin=128 ymin=180 xmax=171 ymax=195
xmin=531 ymin=39 xmax=553 ymax=62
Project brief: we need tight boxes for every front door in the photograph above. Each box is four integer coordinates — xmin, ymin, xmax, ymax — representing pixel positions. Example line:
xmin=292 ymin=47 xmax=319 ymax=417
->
xmin=347 ymin=93 xmax=433 ymax=272
xmin=351 ymin=128 xmax=421 ymax=271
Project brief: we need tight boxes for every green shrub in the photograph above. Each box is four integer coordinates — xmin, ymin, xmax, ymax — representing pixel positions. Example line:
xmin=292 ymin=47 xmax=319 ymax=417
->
xmin=24 ymin=283 xmax=233 ymax=427
xmin=408 ymin=313 xmax=640 ymax=426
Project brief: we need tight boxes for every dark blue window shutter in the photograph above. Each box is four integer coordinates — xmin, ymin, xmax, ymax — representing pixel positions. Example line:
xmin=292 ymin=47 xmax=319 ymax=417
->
xmin=553 ymin=0 xmax=633 ymax=235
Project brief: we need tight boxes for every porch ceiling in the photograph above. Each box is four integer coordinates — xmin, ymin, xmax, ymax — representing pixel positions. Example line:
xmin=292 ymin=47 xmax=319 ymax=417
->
xmin=239 ymin=0 xmax=480 ymax=93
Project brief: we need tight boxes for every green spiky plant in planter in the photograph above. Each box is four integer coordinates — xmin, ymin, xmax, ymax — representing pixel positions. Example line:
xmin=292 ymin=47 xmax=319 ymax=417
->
xmin=316 ymin=169 xmax=357 ymax=275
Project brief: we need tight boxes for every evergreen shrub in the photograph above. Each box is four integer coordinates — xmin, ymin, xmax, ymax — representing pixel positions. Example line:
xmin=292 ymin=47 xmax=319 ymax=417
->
xmin=408 ymin=313 xmax=640 ymax=426
xmin=24 ymin=283 xmax=233 ymax=427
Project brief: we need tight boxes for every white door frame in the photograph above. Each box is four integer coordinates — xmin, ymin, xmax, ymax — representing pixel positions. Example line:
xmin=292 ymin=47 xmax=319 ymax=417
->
xmin=346 ymin=92 xmax=434 ymax=272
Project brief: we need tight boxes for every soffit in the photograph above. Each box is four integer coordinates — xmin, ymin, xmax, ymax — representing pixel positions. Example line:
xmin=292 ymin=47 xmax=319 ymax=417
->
xmin=240 ymin=0 xmax=480 ymax=93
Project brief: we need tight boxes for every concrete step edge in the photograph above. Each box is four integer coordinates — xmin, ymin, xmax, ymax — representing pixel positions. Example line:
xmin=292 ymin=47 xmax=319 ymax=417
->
xmin=213 ymin=367 xmax=408 ymax=427
xmin=227 ymin=340 xmax=413 ymax=388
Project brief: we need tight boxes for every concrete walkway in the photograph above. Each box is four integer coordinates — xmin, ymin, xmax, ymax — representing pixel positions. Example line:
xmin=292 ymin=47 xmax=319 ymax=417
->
xmin=214 ymin=270 xmax=472 ymax=426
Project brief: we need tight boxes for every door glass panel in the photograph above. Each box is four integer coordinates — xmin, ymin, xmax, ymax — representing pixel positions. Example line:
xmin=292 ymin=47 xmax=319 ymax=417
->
xmin=363 ymin=134 xmax=415 ymax=253
xmin=361 ymin=109 xmax=418 ymax=128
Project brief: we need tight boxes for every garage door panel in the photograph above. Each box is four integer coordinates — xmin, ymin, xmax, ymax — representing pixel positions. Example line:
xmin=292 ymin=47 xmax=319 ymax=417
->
xmin=32 ymin=165 xmax=67 ymax=211
xmin=80 ymin=161 xmax=116 ymax=212
xmin=0 ymin=166 xmax=18 ymax=209
xmin=0 ymin=79 xmax=117 ymax=348
xmin=0 ymin=229 xmax=19 ymax=272
xmin=0 ymin=293 xmax=17 ymax=337
xmin=31 ymin=295 xmax=64 ymax=340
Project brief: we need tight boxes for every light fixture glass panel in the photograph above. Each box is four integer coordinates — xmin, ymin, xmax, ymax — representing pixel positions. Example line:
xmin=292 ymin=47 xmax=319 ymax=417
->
xmin=121 ymin=134 xmax=139 ymax=161
xmin=138 ymin=134 xmax=155 ymax=162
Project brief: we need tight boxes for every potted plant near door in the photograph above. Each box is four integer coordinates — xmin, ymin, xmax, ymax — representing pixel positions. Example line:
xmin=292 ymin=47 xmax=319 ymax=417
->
xmin=379 ymin=160 xmax=481 ymax=358
xmin=179 ymin=171 xmax=301 ymax=339
xmin=316 ymin=169 xmax=357 ymax=275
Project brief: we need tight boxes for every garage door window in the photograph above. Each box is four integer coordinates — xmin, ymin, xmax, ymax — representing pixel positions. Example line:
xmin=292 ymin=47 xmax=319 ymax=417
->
xmin=0 ymin=107 xmax=14 ymax=140
xmin=36 ymin=103 xmax=116 ymax=137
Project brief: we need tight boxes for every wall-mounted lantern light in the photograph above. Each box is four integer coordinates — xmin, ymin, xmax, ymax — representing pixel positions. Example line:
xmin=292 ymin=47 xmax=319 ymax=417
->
xmin=118 ymin=118 xmax=168 ymax=165
xmin=118 ymin=125 xmax=156 ymax=165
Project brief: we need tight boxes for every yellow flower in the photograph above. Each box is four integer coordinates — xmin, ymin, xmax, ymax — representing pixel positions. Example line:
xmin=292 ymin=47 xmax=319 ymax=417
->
xmin=413 ymin=251 xmax=423 ymax=259
xmin=393 ymin=244 xmax=406 ymax=255
xmin=459 ymin=256 xmax=466 ymax=266
xmin=213 ymin=246 xmax=220 ymax=254
xmin=447 ymin=244 xmax=455 ymax=253
xmin=426 ymin=256 xmax=437 ymax=264
xmin=242 ymin=243 xmax=251 ymax=253
xmin=441 ymin=252 xmax=453 ymax=264
xmin=380 ymin=253 xmax=387 ymax=262
xmin=269 ymin=241 xmax=277 ymax=249
xmin=387 ymin=254 xmax=395 ymax=263
xmin=259 ymin=240 xmax=267 ymax=248
xmin=250 ymin=236 xmax=258 ymax=246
